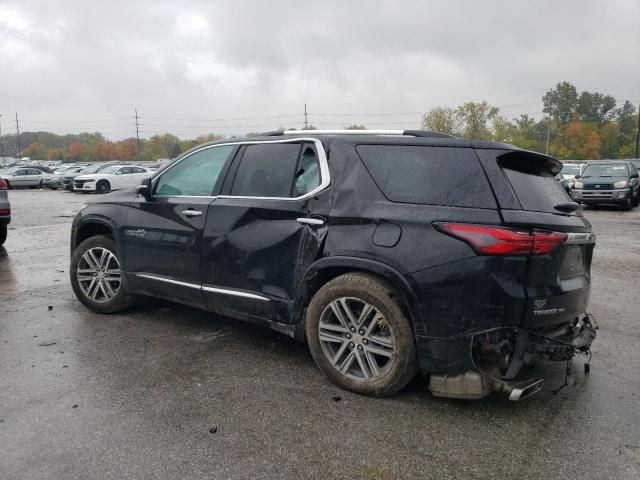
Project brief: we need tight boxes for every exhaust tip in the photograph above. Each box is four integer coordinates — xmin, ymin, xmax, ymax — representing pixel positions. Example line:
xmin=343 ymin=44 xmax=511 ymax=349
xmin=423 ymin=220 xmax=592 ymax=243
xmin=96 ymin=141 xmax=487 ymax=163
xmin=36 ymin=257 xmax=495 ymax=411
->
xmin=507 ymin=378 xmax=543 ymax=401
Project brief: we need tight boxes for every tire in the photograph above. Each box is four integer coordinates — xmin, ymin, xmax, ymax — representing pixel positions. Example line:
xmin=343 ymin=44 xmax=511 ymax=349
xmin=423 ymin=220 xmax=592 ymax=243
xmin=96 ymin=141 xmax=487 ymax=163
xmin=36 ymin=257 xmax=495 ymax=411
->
xmin=623 ymin=196 xmax=633 ymax=211
xmin=305 ymin=272 xmax=418 ymax=397
xmin=4 ymin=181 xmax=9 ymax=190
xmin=0 ymin=225 xmax=6 ymax=245
xmin=96 ymin=180 xmax=110 ymax=194
xmin=70 ymin=235 xmax=135 ymax=313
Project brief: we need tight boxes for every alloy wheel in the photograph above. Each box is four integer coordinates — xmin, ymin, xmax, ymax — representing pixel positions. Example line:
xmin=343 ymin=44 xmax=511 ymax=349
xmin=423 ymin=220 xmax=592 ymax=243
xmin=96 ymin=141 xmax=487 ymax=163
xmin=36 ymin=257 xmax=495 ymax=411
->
xmin=76 ymin=247 xmax=122 ymax=303
xmin=318 ymin=297 xmax=396 ymax=381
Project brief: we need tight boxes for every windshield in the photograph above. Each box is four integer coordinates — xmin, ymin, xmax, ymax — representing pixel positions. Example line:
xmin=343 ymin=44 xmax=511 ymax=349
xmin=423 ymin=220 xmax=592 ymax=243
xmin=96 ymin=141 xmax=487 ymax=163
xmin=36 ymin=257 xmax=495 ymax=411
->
xmin=561 ymin=165 xmax=580 ymax=176
xmin=582 ymin=164 xmax=628 ymax=177
xmin=98 ymin=166 xmax=119 ymax=174
xmin=79 ymin=165 xmax=102 ymax=174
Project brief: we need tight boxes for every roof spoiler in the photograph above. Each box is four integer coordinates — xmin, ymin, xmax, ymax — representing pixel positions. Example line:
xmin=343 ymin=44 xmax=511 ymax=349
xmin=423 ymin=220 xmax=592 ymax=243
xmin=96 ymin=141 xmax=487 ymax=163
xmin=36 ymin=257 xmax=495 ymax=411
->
xmin=497 ymin=150 xmax=563 ymax=175
xmin=258 ymin=129 xmax=456 ymax=139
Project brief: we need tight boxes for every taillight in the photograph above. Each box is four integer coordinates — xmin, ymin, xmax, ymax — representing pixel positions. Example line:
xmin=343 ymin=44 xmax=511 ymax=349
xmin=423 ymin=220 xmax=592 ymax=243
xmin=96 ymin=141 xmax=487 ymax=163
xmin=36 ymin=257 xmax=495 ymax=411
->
xmin=436 ymin=223 xmax=567 ymax=256
xmin=0 ymin=179 xmax=7 ymax=190
xmin=0 ymin=209 xmax=9 ymax=216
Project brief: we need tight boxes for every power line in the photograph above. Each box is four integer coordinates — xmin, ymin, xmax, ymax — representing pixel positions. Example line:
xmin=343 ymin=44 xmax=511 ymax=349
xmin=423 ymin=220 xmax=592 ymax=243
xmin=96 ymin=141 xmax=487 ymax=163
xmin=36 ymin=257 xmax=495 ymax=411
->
xmin=135 ymin=108 xmax=141 ymax=160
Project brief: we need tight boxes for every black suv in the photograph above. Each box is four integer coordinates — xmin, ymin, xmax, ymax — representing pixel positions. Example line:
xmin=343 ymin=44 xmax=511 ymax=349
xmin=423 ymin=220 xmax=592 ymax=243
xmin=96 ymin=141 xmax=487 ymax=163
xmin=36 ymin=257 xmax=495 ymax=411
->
xmin=70 ymin=130 xmax=597 ymax=400
xmin=571 ymin=161 xmax=640 ymax=210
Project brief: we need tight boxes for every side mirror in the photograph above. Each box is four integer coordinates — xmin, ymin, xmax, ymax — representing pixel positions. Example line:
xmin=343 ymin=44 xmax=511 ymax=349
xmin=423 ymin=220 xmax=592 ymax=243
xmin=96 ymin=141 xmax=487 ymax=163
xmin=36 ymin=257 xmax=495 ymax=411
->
xmin=631 ymin=173 xmax=639 ymax=179
xmin=574 ymin=175 xmax=580 ymax=179
xmin=136 ymin=178 xmax=152 ymax=201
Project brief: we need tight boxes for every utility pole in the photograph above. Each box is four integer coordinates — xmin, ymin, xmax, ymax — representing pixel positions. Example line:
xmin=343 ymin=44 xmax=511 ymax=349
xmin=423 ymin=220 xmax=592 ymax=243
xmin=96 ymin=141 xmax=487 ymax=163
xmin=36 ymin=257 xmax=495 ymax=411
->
xmin=545 ymin=119 xmax=551 ymax=155
xmin=304 ymin=103 xmax=309 ymax=130
xmin=0 ymin=114 xmax=4 ymax=163
xmin=15 ymin=113 xmax=21 ymax=157
xmin=635 ymin=101 xmax=640 ymax=159
xmin=134 ymin=108 xmax=141 ymax=160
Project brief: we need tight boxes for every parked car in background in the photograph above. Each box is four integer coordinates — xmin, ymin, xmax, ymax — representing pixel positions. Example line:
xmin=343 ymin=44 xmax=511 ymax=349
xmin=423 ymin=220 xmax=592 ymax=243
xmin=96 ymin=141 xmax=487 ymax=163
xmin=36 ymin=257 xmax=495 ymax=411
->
xmin=45 ymin=165 xmax=87 ymax=190
xmin=0 ymin=167 xmax=49 ymax=188
xmin=62 ymin=165 xmax=104 ymax=191
xmin=70 ymin=130 xmax=597 ymax=401
xmin=558 ymin=162 xmax=584 ymax=189
xmin=571 ymin=161 xmax=639 ymax=210
xmin=0 ymin=176 xmax=10 ymax=245
xmin=73 ymin=165 xmax=152 ymax=193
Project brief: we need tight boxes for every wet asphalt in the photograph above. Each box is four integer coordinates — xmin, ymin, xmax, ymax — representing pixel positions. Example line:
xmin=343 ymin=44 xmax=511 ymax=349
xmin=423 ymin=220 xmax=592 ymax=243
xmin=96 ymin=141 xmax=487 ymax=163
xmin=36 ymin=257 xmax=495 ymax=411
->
xmin=0 ymin=189 xmax=639 ymax=480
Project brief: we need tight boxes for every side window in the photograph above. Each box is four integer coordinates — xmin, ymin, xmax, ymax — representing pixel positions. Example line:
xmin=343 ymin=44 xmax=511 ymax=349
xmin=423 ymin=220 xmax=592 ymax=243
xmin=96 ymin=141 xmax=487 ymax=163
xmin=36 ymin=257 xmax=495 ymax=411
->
xmin=356 ymin=145 xmax=497 ymax=208
xmin=230 ymin=143 xmax=302 ymax=198
xmin=15 ymin=169 xmax=26 ymax=176
xmin=118 ymin=167 xmax=131 ymax=175
xmin=30 ymin=169 xmax=41 ymax=175
xmin=293 ymin=146 xmax=321 ymax=196
xmin=155 ymin=145 xmax=234 ymax=196
xmin=131 ymin=167 xmax=146 ymax=174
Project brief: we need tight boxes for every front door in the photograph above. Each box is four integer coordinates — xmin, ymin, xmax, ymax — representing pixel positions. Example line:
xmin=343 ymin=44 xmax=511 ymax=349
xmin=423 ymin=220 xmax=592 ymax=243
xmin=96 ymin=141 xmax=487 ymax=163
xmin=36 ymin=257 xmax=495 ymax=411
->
xmin=201 ymin=140 xmax=330 ymax=322
xmin=122 ymin=144 xmax=237 ymax=308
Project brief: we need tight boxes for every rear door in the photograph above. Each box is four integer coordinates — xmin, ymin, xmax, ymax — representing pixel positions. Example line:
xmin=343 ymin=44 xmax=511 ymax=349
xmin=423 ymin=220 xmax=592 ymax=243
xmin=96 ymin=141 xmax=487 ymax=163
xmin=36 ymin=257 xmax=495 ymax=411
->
xmin=476 ymin=149 xmax=595 ymax=330
xmin=201 ymin=139 xmax=330 ymax=322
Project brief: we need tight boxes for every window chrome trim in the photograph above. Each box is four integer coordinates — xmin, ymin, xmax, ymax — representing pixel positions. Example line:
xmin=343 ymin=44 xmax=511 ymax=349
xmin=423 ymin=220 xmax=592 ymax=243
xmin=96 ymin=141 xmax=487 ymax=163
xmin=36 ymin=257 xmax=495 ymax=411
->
xmin=202 ymin=285 xmax=270 ymax=302
xmin=135 ymin=273 xmax=201 ymax=289
xmin=151 ymin=138 xmax=330 ymax=202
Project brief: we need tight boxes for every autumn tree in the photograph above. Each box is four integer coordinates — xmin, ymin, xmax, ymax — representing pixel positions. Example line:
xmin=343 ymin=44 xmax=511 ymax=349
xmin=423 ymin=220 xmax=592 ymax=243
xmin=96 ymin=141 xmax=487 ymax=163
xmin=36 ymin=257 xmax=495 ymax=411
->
xmin=68 ymin=142 xmax=83 ymax=160
xmin=456 ymin=101 xmax=498 ymax=140
xmin=20 ymin=142 xmax=46 ymax=159
xmin=421 ymin=107 xmax=460 ymax=135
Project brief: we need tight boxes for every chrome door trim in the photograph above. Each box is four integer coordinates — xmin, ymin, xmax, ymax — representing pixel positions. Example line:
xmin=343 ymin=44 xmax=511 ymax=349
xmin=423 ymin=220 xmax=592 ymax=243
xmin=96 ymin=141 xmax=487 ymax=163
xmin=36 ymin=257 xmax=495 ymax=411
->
xmin=202 ymin=285 xmax=270 ymax=302
xmin=134 ymin=273 xmax=201 ymax=290
xmin=296 ymin=217 xmax=325 ymax=226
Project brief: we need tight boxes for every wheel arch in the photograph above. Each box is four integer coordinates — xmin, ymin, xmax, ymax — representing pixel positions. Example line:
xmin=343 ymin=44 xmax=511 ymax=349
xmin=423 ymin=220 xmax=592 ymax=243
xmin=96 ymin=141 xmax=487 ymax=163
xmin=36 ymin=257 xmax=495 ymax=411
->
xmin=72 ymin=217 xmax=118 ymax=252
xmin=296 ymin=256 xmax=425 ymax=339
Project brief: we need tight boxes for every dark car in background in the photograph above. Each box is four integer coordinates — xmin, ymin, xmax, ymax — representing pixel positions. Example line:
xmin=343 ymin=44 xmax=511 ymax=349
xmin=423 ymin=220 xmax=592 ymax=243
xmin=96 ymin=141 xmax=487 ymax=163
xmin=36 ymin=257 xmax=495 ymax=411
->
xmin=571 ymin=161 xmax=639 ymax=210
xmin=69 ymin=130 xmax=597 ymax=401
xmin=0 ymin=177 xmax=10 ymax=245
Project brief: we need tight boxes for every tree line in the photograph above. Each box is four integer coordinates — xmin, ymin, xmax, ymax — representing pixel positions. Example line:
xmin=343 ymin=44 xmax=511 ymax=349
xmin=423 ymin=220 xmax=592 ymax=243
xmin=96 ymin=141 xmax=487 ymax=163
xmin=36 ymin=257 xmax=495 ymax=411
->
xmin=422 ymin=82 xmax=637 ymax=159
xmin=1 ymin=82 xmax=637 ymax=163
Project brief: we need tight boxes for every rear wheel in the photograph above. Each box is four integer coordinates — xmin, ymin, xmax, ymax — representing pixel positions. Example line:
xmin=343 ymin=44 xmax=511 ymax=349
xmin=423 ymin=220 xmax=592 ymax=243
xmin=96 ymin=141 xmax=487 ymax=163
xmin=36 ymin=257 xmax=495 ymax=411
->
xmin=0 ymin=225 xmax=6 ymax=245
xmin=96 ymin=180 xmax=110 ymax=194
xmin=70 ymin=235 xmax=135 ymax=313
xmin=305 ymin=273 xmax=418 ymax=397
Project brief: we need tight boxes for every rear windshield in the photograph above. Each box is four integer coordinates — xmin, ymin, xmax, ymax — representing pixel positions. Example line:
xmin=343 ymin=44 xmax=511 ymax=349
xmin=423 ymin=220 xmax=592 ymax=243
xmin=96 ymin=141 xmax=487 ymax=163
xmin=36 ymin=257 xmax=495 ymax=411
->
xmin=355 ymin=145 xmax=496 ymax=208
xmin=500 ymin=157 xmax=570 ymax=213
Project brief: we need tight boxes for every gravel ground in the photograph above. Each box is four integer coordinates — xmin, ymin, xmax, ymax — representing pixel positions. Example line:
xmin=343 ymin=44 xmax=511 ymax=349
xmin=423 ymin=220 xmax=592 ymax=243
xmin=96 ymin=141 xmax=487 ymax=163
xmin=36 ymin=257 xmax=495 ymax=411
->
xmin=1 ymin=189 xmax=639 ymax=480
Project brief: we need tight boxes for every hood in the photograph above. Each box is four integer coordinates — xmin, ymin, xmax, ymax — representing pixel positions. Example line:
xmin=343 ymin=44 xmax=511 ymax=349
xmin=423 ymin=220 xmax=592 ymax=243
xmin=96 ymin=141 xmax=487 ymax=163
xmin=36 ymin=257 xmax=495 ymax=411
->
xmin=75 ymin=174 xmax=97 ymax=180
xmin=86 ymin=189 xmax=137 ymax=204
xmin=580 ymin=175 xmax=627 ymax=184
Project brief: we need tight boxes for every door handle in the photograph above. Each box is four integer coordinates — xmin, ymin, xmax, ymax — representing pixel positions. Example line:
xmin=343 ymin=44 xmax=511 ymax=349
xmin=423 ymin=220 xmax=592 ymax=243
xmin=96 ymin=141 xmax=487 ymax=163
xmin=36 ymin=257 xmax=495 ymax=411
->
xmin=181 ymin=209 xmax=203 ymax=217
xmin=296 ymin=217 xmax=325 ymax=226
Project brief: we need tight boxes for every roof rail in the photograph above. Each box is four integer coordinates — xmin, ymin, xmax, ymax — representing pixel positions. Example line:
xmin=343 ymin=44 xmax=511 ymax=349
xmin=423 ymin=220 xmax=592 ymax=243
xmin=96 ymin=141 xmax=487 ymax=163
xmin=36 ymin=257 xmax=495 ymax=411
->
xmin=259 ymin=129 xmax=455 ymax=138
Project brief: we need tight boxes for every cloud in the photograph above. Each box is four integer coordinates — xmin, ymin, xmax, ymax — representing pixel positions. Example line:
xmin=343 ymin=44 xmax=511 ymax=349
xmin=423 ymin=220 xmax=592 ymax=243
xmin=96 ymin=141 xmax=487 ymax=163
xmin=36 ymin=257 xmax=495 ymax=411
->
xmin=0 ymin=0 xmax=638 ymax=139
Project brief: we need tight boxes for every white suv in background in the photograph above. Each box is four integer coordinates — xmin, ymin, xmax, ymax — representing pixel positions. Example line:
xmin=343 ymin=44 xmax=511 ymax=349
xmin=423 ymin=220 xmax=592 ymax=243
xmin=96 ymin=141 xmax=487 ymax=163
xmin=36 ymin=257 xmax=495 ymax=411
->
xmin=73 ymin=165 xmax=152 ymax=194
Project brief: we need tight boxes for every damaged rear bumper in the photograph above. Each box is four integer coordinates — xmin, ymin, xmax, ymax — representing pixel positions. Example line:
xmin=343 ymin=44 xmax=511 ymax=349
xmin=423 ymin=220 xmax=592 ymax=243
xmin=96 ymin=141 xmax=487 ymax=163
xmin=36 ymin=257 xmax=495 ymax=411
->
xmin=427 ymin=314 xmax=597 ymax=400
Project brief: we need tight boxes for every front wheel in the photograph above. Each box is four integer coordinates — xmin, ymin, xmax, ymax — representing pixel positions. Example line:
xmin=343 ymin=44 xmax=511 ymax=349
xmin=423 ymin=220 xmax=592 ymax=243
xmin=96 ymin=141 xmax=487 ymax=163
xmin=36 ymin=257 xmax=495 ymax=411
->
xmin=70 ymin=235 xmax=135 ymax=313
xmin=0 ymin=225 xmax=6 ymax=245
xmin=305 ymin=273 xmax=418 ymax=397
xmin=623 ymin=196 xmax=633 ymax=211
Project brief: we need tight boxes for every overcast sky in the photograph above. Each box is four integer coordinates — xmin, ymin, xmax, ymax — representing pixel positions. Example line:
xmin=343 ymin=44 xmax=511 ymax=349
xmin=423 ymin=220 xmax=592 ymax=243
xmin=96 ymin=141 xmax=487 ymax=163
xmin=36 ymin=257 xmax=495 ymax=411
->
xmin=1 ymin=0 xmax=638 ymax=140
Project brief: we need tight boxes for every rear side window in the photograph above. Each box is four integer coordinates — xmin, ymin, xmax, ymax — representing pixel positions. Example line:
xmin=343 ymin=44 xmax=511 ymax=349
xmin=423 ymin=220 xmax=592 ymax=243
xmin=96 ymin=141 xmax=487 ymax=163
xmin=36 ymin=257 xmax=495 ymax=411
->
xmin=231 ymin=143 xmax=302 ymax=197
xmin=500 ymin=158 xmax=570 ymax=213
xmin=356 ymin=145 xmax=496 ymax=208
